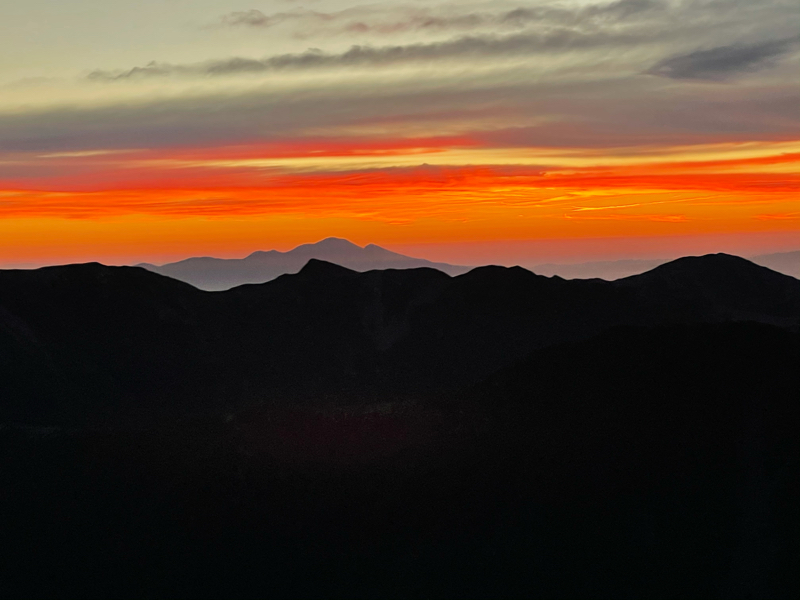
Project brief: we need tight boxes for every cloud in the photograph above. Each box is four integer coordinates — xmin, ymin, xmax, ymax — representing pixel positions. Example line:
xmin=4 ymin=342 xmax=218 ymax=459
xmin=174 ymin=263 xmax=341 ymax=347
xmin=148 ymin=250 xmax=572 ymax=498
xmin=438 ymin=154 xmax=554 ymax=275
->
xmin=212 ymin=0 xmax=666 ymax=36
xmin=647 ymin=38 xmax=799 ymax=81
xmin=221 ymin=9 xmax=273 ymax=27
xmin=88 ymin=28 xmax=654 ymax=80
xmin=91 ymin=0 xmax=800 ymax=82
xmin=2 ymin=74 xmax=798 ymax=157
xmin=215 ymin=8 xmax=334 ymax=29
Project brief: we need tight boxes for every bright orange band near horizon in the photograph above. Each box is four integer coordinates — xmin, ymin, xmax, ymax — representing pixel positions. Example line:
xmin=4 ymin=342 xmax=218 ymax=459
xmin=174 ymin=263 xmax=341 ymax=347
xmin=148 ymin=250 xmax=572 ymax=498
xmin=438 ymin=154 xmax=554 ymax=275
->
xmin=1 ymin=135 xmax=798 ymax=266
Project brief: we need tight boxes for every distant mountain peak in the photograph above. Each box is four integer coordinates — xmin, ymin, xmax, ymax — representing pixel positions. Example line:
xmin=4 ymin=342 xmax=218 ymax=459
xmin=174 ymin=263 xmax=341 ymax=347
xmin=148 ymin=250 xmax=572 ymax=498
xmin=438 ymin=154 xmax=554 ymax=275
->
xmin=139 ymin=238 xmax=471 ymax=290
xmin=309 ymin=237 xmax=361 ymax=250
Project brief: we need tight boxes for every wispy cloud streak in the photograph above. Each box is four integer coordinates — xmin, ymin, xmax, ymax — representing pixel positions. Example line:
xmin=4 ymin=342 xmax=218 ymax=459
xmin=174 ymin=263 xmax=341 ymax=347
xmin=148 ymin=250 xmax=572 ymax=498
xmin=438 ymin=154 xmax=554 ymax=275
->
xmin=213 ymin=0 xmax=665 ymax=35
xmin=88 ymin=28 xmax=654 ymax=80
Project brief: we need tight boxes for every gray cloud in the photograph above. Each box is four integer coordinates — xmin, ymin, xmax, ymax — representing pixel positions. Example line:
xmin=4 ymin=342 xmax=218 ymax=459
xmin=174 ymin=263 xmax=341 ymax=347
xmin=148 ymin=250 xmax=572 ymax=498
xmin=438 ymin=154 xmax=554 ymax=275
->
xmin=88 ymin=28 xmax=655 ymax=80
xmin=92 ymin=0 xmax=800 ymax=82
xmin=213 ymin=0 xmax=666 ymax=35
xmin=8 ymin=1 xmax=800 ymax=158
xmin=3 ymin=74 xmax=798 ymax=156
xmin=647 ymin=38 xmax=799 ymax=81
xmin=215 ymin=8 xmax=335 ymax=29
xmin=221 ymin=9 xmax=273 ymax=27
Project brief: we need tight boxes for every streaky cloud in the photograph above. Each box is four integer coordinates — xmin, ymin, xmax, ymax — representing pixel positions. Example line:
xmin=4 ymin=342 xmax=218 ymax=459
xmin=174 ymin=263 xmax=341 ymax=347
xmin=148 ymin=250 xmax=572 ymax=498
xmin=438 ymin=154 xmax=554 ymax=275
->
xmin=221 ymin=9 xmax=274 ymax=27
xmin=646 ymin=37 xmax=799 ymax=81
xmin=4 ymin=77 xmax=798 ymax=154
xmin=212 ymin=0 xmax=666 ymax=36
xmin=88 ymin=28 xmax=654 ymax=81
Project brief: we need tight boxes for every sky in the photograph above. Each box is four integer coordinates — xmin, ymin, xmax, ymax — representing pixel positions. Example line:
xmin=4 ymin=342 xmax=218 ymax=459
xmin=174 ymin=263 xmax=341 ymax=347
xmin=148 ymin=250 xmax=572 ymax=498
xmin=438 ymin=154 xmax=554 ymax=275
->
xmin=1 ymin=0 xmax=798 ymax=267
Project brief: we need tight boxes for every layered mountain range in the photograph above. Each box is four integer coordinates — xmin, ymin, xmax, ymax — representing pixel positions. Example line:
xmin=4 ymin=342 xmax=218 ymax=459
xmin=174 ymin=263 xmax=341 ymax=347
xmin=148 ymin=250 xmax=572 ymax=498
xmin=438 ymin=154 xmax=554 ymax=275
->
xmin=1 ymin=252 xmax=797 ymax=426
xmin=137 ymin=238 xmax=800 ymax=289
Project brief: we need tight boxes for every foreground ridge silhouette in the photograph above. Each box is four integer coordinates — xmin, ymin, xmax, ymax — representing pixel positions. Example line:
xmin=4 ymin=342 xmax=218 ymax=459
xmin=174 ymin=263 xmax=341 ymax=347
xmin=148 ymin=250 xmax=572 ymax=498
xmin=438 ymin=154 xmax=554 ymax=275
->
xmin=0 ymin=253 xmax=797 ymax=425
xmin=0 ymin=253 xmax=798 ymax=599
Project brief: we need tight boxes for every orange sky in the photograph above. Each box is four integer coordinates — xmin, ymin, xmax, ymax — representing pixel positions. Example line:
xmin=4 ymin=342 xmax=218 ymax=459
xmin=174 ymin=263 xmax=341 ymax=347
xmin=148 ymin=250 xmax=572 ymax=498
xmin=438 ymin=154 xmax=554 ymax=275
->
xmin=1 ymin=0 xmax=798 ymax=267
xmin=1 ymin=138 xmax=797 ymax=266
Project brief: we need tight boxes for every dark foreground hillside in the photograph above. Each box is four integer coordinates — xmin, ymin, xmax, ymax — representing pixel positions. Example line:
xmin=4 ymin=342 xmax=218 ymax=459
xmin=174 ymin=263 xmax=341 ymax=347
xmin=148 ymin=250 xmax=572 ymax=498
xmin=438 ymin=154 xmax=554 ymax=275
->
xmin=1 ymin=322 xmax=797 ymax=599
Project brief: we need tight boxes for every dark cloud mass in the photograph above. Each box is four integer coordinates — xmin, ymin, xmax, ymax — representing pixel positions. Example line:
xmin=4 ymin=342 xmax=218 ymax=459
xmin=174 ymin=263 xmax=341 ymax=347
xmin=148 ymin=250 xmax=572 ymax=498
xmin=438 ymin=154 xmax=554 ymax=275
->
xmin=647 ymin=38 xmax=800 ymax=81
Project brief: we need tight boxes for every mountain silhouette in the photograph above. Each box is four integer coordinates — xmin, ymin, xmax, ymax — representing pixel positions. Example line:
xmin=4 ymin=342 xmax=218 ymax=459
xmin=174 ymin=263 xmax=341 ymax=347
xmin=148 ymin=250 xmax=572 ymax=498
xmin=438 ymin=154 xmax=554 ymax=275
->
xmin=1 ymin=253 xmax=797 ymax=426
xmin=1 ymin=321 xmax=796 ymax=599
xmin=1 ymin=254 xmax=798 ymax=599
xmin=530 ymin=250 xmax=799 ymax=281
xmin=138 ymin=237 xmax=472 ymax=290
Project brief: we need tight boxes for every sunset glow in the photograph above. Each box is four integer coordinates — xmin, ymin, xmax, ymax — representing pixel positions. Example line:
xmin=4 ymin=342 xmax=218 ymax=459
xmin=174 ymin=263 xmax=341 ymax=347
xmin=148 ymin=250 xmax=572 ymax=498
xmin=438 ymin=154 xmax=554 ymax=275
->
xmin=1 ymin=0 xmax=797 ymax=266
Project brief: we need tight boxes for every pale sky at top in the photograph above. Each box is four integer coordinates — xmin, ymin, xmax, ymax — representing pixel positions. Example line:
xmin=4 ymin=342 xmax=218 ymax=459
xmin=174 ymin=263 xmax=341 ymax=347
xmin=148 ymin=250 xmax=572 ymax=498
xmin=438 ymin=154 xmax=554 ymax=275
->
xmin=0 ymin=0 xmax=797 ymax=266
xmin=2 ymin=0 xmax=599 ymax=80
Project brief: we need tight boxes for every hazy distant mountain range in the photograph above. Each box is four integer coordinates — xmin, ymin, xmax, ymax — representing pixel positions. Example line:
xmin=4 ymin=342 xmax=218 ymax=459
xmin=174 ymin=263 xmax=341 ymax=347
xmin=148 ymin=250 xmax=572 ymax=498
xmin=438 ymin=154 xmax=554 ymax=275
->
xmin=749 ymin=250 xmax=800 ymax=279
xmin=139 ymin=238 xmax=798 ymax=290
xmin=138 ymin=237 xmax=471 ymax=290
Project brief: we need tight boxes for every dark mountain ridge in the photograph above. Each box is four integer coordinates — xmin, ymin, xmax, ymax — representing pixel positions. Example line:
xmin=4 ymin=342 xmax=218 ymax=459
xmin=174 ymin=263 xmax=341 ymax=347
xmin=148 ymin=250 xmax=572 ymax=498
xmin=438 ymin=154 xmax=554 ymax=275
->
xmin=529 ymin=249 xmax=800 ymax=280
xmin=1 ymin=256 xmax=798 ymax=599
xmin=1 ymin=253 xmax=798 ymax=426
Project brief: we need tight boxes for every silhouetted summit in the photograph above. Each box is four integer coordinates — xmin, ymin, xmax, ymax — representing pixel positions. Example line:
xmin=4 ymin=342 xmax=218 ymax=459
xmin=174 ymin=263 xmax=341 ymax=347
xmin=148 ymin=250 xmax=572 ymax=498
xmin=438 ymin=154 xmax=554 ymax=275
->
xmin=624 ymin=252 xmax=784 ymax=284
xmin=618 ymin=253 xmax=800 ymax=324
xmin=529 ymin=249 xmax=800 ymax=281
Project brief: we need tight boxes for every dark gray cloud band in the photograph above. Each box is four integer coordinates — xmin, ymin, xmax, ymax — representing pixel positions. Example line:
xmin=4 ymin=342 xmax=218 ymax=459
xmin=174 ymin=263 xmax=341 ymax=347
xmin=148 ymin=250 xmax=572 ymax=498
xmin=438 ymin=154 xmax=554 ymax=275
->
xmin=647 ymin=38 xmax=800 ymax=81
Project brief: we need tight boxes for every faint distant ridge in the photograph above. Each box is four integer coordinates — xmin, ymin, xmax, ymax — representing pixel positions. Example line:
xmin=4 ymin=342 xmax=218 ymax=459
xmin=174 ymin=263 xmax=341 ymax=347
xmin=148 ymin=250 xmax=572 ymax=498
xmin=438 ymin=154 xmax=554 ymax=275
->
xmin=138 ymin=237 xmax=472 ymax=290
xmin=750 ymin=250 xmax=800 ymax=279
